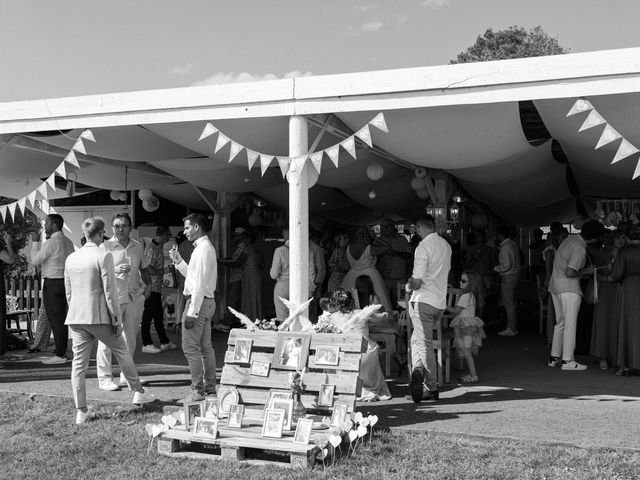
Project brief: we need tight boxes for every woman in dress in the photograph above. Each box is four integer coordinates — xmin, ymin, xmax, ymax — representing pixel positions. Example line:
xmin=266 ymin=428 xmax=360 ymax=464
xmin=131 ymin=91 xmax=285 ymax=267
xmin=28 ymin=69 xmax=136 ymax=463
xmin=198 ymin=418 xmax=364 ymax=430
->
xmin=326 ymin=232 xmax=350 ymax=293
xmin=239 ymin=230 xmax=264 ymax=321
xmin=0 ymin=232 xmax=18 ymax=356
xmin=340 ymin=227 xmax=392 ymax=312
xmin=326 ymin=288 xmax=391 ymax=401
xmin=604 ymin=224 xmax=640 ymax=376
xmin=591 ymin=230 xmax=625 ymax=370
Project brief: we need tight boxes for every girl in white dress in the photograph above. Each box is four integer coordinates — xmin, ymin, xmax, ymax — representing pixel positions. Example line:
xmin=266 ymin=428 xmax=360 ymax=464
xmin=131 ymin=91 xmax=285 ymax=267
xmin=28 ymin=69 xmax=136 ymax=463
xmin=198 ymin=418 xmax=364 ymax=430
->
xmin=340 ymin=227 xmax=392 ymax=313
xmin=447 ymin=271 xmax=486 ymax=383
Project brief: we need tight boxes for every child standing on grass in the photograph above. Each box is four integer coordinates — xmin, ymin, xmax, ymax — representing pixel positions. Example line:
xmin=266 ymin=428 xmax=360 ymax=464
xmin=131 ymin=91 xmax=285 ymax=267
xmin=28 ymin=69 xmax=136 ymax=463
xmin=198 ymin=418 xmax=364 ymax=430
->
xmin=446 ymin=271 xmax=486 ymax=383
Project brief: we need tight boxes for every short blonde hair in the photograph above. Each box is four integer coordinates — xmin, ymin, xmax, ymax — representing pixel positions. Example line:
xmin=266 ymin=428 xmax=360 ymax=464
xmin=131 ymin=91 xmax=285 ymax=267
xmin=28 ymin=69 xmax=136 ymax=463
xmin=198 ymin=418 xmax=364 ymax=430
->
xmin=82 ymin=217 xmax=105 ymax=239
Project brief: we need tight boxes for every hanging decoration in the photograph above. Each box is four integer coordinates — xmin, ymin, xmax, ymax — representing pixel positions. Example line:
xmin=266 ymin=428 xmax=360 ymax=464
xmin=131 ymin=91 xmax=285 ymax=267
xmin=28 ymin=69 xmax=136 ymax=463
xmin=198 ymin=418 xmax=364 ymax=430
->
xmin=197 ymin=113 xmax=389 ymax=177
xmin=366 ymin=162 xmax=384 ymax=200
xmin=0 ymin=129 xmax=93 ymax=223
xmin=567 ymin=98 xmax=640 ymax=178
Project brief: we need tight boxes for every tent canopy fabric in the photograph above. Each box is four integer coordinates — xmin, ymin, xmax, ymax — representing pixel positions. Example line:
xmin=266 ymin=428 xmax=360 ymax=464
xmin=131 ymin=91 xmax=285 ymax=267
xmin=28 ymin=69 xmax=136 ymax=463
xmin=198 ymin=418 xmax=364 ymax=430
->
xmin=1 ymin=47 xmax=640 ymax=226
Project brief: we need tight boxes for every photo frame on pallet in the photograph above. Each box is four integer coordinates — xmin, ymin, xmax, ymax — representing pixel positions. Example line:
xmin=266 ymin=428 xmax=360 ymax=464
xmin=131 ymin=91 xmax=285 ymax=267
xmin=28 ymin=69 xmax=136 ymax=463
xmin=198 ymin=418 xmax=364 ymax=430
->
xmin=228 ymin=404 xmax=244 ymax=428
xmin=330 ymin=403 xmax=348 ymax=426
xmin=294 ymin=418 xmax=314 ymax=445
xmin=233 ymin=339 xmax=253 ymax=364
xmin=262 ymin=408 xmax=285 ymax=438
xmin=272 ymin=398 xmax=294 ymax=430
xmin=317 ymin=384 xmax=335 ymax=407
xmin=263 ymin=389 xmax=292 ymax=417
xmin=273 ymin=333 xmax=311 ymax=371
xmin=203 ymin=397 xmax=219 ymax=418
xmin=184 ymin=401 xmax=204 ymax=428
xmin=193 ymin=416 xmax=219 ymax=439
xmin=250 ymin=360 xmax=271 ymax=377
xmin=315 ymin=345 xmax=340 ymax=366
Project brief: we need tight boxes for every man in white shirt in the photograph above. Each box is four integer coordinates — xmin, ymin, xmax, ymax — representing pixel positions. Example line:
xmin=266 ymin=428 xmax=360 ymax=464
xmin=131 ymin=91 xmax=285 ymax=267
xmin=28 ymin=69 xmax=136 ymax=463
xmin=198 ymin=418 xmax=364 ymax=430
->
xmin=269 ymin=228 xmax=316 ymax=322
xmin=31 ymin=214 xmax=75 ymax=364
xmin=170 ymin=213 xmax=218 ymax=403
xmin=96 ymin=212 xmax=152 ymax=391
xmin=406 ymin=215 xmax=451 ymax=403
xmin=494 ymin=225 xmax=522 ymax=337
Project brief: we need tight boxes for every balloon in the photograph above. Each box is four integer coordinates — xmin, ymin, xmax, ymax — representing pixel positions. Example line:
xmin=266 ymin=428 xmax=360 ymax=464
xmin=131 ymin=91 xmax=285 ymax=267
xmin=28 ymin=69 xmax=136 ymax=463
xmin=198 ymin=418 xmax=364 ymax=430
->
xmin=416 ymin=188 xmax=429 ymax=199
xmin=410 ymin=177 xmax=425 ymax=191
xmin=142 ymin=196 xmax=159 ymax=212
xmin=414 ymin=167 xmax=427 ymax=178
xmin=366 ymin=163 xmax=384 ymax=182
xmin=110 ymin=190 xmax=121 ymax=201
xmin=138 ymin=189 xmax=153 ymax=201
xmin=286 ymin=162 xmax=319 ymax=188
xmin=118 ymin=192 xmax=127 ymax=202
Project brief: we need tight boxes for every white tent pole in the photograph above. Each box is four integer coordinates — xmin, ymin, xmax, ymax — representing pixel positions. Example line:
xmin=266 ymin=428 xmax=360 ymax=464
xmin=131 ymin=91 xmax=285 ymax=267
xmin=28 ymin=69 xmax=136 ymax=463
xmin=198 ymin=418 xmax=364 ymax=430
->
xmin=288 ymin=115 xmax=310 ymax=313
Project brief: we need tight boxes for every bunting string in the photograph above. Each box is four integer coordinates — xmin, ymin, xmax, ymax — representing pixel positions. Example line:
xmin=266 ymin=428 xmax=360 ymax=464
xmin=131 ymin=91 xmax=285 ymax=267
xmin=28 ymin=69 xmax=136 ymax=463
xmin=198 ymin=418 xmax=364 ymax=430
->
xmin=0 ymin=129 xmax=94 ymax=223
xmin=567 ymin=98 xmax=640 ymax=178
xmin=197 ymin=113 xmax=388 ymax=177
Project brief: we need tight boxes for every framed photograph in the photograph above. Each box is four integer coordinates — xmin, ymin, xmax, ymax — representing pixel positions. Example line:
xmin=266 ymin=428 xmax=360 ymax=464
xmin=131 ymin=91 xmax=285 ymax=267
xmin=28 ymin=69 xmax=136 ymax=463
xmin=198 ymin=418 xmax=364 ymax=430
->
xmin=271 ymin=398 xmax=294 ymax=430
xmin=184 ymin=401 xmax=204 ymax=428
xmin=227 ymin=404 xmax=244 ymax=428
xmin=273 ymin=333 xmax=311 ymax=371
xmin=317 ymin=384 xmax=335 ymax=407
xmin=218 ymin=388 xmax=240 ymax=418
xmin=263 ymin=389 xmax=292 ymax=417
xmin=233 ymin=339 xmax=253 ymax=364
xmin=203 ymin=397 xmax=219 ymax=418
xmin=294 ymin=418 xmax=314 ymax=445
xmin=315 ymin=345 xmax=340 ymax=366
xmin=250 ymin=361 xmax=271 ymax=377
xmin=193 ymin=416 xmax=219 ymax=439
xmin=330 ymin=403 xmax=348 ymax=426
xmin=262 ymin=408 xmax=285 ymax=438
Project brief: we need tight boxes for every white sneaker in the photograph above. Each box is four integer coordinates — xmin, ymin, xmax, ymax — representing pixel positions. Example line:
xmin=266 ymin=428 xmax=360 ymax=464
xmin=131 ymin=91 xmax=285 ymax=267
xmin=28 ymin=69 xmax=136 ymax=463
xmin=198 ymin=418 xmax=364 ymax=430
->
xmin=132 ymin=390 xmax=156 ymax=405
xmin=497 ymin=328 xmax=518 ymax=337
xmin=99 ymin=381 xmax=121 ymax=391
xmin=118 ymin=374 xmax=149 ymax=389
xmin=561 ymin=360 xmax=588 ymax=371
xmin=141 ymin=345 xmax=162 ymax=354
xmin=76 ymin=409 xmax=93 ymax=425
xmin=160 ymin=342 xmax=178 ymax=351
xmin=41 ymin=355 xmax=68 ymax=365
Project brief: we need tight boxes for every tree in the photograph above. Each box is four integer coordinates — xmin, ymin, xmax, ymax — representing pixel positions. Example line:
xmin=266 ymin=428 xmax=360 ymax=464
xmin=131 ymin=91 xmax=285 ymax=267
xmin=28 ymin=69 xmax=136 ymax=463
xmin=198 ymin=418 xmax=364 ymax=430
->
xmin=451 ymin=25 xmax=568 ymax=64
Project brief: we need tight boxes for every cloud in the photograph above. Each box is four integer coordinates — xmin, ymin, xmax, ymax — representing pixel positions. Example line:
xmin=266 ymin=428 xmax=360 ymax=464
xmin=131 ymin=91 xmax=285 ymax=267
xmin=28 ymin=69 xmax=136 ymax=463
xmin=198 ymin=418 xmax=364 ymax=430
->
xmin=360 ymin=21 xmax=384 ymax=32
xmin=395 ymin=13 xmax=409 ymax=26
xmin=169 ymin=63 xmax=193 ymax=77
xmin=190 ymin=70 xmax=313 ymax=87
xmin=420 ymin=0 xmax=450 ymax=8
xmin=352 ymin=4 xmax=378 ymax=14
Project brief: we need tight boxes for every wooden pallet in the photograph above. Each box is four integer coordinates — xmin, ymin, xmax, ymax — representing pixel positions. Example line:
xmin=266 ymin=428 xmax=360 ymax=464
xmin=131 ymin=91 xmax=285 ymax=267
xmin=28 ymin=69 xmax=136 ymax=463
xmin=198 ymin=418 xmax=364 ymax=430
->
xmin=158 ymin=421 xmax=327 ymax=468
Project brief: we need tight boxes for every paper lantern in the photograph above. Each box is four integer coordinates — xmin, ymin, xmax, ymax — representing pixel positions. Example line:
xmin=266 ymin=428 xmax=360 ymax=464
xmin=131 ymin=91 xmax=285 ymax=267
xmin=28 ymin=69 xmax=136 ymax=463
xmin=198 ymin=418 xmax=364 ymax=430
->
xmin=119 ymin=192 xmax=127 ymax=202
xmin=471 ymin=214 xmax=488 ymax=229
xmin=414 ymin=167 xmax=427 ymax=178
xmin=366 ymin=163 xmax=384 ymax=182
xmin=286 ymin=163 xmax=319 ymax=188
xmin=138 ymin=188 xmax=153 ymax=201
xmin=416 ymin=188 xmax=429 ymax=199
xmin=110 ymin=190 xmax=121 ymax=201
xmin=142 ymin=195 xmax=159 ymax=212
xmin=368 ymin=190 xmax=377 ymax=200
xmin=410 ymin=177 xmax=425 ymax=191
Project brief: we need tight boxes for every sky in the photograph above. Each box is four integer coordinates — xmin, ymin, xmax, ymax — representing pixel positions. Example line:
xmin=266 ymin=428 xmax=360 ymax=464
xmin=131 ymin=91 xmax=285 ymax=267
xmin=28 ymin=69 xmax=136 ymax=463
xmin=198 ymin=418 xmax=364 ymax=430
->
xmin=0 ymin=0 xmax=639 ymax=102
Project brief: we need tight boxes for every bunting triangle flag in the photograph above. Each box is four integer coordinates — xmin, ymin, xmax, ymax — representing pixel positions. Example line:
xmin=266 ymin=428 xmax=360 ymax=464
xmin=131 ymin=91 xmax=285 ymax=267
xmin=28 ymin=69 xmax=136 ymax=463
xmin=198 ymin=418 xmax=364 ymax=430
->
xmin=73 ymin=138 xmax=86 ymax=155
xmin=7 ymin=202 xmax=16 ymax=221
xmin=214 ymin=132 xmax=230 ymax=153
xmin=276 ymin=156 xmax=291 ymax=178
xmin=567 ymin=98 xmax=594 ymax=116
xmin=0 ymin=205 xmax=6 ymax=222
xmin=369 ymin=112 xmax=388 ymax=133
xmin=341 ymin=136 xmax=357 ymax=159
xmin=17 ymin=197 xmax=27 ymax=216
xmin=578 ymin=109 xmax=606 ymax=132
xmin=309 ymin=151 xmax=323 ymax=174
xmin=612 ymin=138 xmax=640 ymax=164
xmin=80 ymin=129 xmax=96 ymax=142
xmin=228 ymin=141 xmax=243 ymax=163
xmin=355 ymin=125 xmax=373 ymax=147
xmin=198 ymin=122 xmax=218 ymax=141
xmin=595 ymin=124 xmax=622 ymax=149
xmin=37 ymin=183 xmax=49 ymax=199
xmin=633 ymin=160 xmax=640 ymax=180
xmin=325 ymin=145 xmax=340 ymax=168
xmin=246 ymin=149 xmax=259 ymax=170
xmin=46 ymin=174 xmax=57 ymax=191
xmin=64 ymin=150 xmax=80 ymax=168
xmin=27 ymin=191 xmax=37 ymax=208
xmin=260 ymin=155 xmax=273 ymax=176
xmin=55 ymin=161 xmax=67 ymax=178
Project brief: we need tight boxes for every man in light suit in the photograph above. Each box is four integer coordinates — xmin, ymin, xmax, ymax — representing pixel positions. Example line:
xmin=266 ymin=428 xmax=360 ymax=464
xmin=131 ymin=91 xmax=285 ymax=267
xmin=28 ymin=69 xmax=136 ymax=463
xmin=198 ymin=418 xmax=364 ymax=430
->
xmin=65 ymin=217 xmax=155 ymax=425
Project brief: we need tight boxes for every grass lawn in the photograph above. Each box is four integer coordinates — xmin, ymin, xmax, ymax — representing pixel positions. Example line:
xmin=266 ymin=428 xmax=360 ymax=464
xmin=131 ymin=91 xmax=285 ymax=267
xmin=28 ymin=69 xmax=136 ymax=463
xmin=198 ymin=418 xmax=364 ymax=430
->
xmin=1 ymin=391 xmax=638 ymax=480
